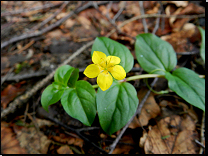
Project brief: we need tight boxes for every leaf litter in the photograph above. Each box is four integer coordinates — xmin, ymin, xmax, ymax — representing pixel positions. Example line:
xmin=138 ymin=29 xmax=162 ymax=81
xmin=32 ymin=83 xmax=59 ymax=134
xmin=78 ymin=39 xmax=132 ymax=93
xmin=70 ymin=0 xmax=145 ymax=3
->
xmin=1 ymin=1 xmax=205 ymax=154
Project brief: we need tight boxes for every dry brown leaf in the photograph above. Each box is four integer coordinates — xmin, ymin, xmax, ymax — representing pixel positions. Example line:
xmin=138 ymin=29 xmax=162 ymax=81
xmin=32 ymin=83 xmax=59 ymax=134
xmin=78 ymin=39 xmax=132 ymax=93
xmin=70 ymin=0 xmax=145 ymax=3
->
xmin=146 ymin=3 xmax=160 ymax=14
xmin=13 ymin=119 xmax=52 ymax=154
xmin=56 ymin=12 xmax=68 ymax=20
xmin=129 ymin=88 xmax=160 ymax=129
xmin=160 ymin=27 xmax=196 ymax=53
xmin=124 ymin=1 xmax=141 ymax=16
xmin=1 ymin=84 xmax=25 ymax=109
xmin=169 ymin=3 xmax=205 ymax=31
xmin=77 ymin=16 xmax=91 ymax=29
xmin=178 ymin=3 xmax=205 ymax=15
xmin=57 ymin=145 xmax=74 ymax=154
xmin=144 ymin=115 xmax=199 ymax=154
xmin=64 ymin=19 xmax=75 ymax=28
xmin=112 ymin=134 xmax=135 ymax=154
xmin=1 ymin=122 xmax=27 ymax=154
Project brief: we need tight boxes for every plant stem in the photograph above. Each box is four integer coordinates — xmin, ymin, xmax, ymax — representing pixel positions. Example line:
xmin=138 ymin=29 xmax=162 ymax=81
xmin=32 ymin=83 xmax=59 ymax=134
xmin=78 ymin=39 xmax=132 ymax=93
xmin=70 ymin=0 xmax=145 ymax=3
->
xmin=92 ymin=74 xmax=164 ymax=89
xmin=125 ymin=74 xmax=164 ymax=81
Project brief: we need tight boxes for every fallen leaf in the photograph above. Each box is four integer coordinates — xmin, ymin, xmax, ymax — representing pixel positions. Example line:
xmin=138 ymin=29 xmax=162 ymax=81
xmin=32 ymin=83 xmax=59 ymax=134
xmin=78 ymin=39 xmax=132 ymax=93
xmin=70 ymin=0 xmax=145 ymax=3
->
xmin=169 ymin=3 xmax=205 ymax=31
xmin=1 ymin=84 xmax=25 ymax=109
xmin=57 ymin=145 xmax=74 ymax=154
xmin=124 ymin=1 xmax=141 ymax=16
xmin=112 ymin=134 xmax=135 ymax=154
xmin=129 ymin=88 xmax=161 ymax=129
xmin=13 ymin=118 xmax=53 ymax=154
xmin=1 ymin=122 xmax=27 ymax=154
xmin=160 ymin=27 xmax=196 ymax=53
xmin=64 ymin=19 xmax=75 ymax=28
xmin=144 ymin=115 xmax=199 ymax=154
xmin=178 ymin=2 xmax=205 ymax=15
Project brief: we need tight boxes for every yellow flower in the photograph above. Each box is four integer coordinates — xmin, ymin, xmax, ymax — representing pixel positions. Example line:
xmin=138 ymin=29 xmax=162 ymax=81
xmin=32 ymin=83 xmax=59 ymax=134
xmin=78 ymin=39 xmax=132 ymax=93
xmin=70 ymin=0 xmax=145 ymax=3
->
xmin=84 ymin=51 xmax=126 ymax=91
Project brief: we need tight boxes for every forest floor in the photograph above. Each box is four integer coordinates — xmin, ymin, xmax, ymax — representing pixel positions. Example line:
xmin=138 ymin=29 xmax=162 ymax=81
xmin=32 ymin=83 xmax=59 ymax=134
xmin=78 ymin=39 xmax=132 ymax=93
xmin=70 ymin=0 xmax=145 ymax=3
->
xmin=1 ymin=1 xmax=205 ymax=154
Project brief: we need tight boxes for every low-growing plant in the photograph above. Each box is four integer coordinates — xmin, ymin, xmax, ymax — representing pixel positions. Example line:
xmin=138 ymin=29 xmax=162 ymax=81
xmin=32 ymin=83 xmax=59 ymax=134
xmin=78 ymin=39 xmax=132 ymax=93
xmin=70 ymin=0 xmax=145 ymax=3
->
xmin=41 ymin=31 xmax=205 ymax=135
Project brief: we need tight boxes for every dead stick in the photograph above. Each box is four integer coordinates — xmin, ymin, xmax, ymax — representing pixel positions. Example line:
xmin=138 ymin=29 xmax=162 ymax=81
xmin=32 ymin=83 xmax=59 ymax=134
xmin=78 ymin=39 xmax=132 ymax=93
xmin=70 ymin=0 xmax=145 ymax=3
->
xmin=139 ymin=1 xmax=148 ymax=33
xmin=109 ymin=78 xmax=158 ymax=154
xmin=199 ymin=111 xmax=205 ymax=154
xmin=1 ymin=2 xmax=63 ymax=16
xmin=31 ymin=1 xmax=70 ymax=31
xmin=1 ymin=1 xmax=109 ymax=49
xmin=106 ymin=13 xmax=205 ymax=37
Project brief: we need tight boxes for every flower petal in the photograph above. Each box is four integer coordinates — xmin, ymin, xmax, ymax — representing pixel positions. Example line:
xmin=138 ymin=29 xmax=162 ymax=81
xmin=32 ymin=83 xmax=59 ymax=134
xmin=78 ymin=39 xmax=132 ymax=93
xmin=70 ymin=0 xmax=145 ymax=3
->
xmin=92 ymin=51 xmax=107 ymax=67
xmin=108 ymin=65 xmax=126 ymax=80
xmin=106 ymin=56 xmax=121 ymax=68
xmin=84 ymin=64 xmax=102 ymax=78
xmin=97 ymin=70 xmax=113 ymax=91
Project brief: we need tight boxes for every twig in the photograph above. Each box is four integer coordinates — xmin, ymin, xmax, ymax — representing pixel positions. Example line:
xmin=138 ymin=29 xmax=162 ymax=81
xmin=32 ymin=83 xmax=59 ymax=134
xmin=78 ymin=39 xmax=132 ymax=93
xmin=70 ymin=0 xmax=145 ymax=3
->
xmin=195 ymin=139 xmax=205 ymax=149
xmin=106 ymin=1 xmax=113 ymax=20
xmin=77 ymin=126 xmax=100 ymax=133
xmin=112 ymin=2 xmax=126 ymax=24
xmin=106 ymin=13 xmax=205 ymax=37
xmin=47 ymin=116 xmax=108 ymax=154
xmin=93 ymin=1 xmax=135 ymax=40
xmin=1 ymin=2 xmax=63 ymax=17
xmin=152 ymin=5 xmax=161 ymax=35
xmin=13 ymin=40 xmax=35 ymax=54
xmin=176 ymin=50 xmax=199 ymax=55
xmin=31 ymin=1 xmax=70 ymax=31
xmin=1 ymin=41 xmax=94 ymax=119
xmin=108 ymin=78 xmax=158 ymax=154
xmin=1 ymin=1 xmax=109 ymax=49
xmin=1 ymin=67 xmax=14 ymax=85
xmin=139 ymin=1 xmax=148 ymax=33
xmin=199 ymin=111 xmax=205 ymax=154
xmin=158 ymin=1 xmax=165 ymax=31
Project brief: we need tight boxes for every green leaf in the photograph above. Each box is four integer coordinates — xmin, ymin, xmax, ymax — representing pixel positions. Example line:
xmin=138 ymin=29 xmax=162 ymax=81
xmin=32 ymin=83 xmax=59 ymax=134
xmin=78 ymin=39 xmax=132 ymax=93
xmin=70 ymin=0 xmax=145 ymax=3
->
xmin=91 ymin=37 xmax=134 ymax=73
xmin=96 ymin=81 xmax=139 ymax=135
xmin=68 ymin=68 xmax=79 ymax=88
xmin=61 ymin=80 xmax=96 ymax=126
xmin=41 ymin=84 xmax=65 ymax=112
xmin=135 ymin=33 xmax=177 ymax=75
xmin=54 ymin=65 xmax=75 ymax=86
xmin=198 ymin=26 xmax=205 ymax=63
xmin=165 ymin=67 xmax=205 ymax=111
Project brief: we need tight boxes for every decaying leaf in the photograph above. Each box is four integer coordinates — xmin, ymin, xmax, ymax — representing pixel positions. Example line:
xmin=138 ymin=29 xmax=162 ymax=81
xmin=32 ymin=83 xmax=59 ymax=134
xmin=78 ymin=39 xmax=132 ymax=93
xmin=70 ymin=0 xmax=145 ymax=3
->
xmin=13 ymin=118 xmax=53 ymax=154
xmin=1 ymin=122 xmax=27 ymax=154
xmin=57 ymin=145 xmax=74 ymax=154
xmin=112 ymin=134 xmax=135 ymax=154
xmin=129 ymin=88 xmax=160 ymax=129
xmin=143 ymin=115 xmax=199 ymax=154
xmin=160 ymin=25 xmax=197 ymax=53
xmin=1 ymin=84 xmax=25 ymax=109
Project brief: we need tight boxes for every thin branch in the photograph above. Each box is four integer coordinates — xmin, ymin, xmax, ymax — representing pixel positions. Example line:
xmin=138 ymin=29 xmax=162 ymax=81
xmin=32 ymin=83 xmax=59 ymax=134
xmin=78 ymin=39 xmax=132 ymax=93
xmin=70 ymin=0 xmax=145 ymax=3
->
xmin=152 ymin=2 xmax=162 ymax=35
xmin=1 ymin=1 xmax=109 ymax=49
xmin=112 ymin=2 xmax=126 ymax=24
xmin=158 ymin=1 xmax=165 ymax=31
xmin=176 ymin=50 xmax=199 ymax=55
xmin=106 ymin=13 xmax=205 ymax=37
xmin=199 ymin=111 xmax=205 ymax=154
xmin=109 ymin=78 xmax=158 ymax=154
xmin=139 ymin=1 xmax=148 ymax=33
xmin=93 ymin=2 xmax=135 ymax=40
xmin=31 ymin=1 xmax=70 ymax=31
xmin=106 ymin=1 xmax=113 ymax=20
xmin=1 ymin=2 xmax=63 ymax=17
